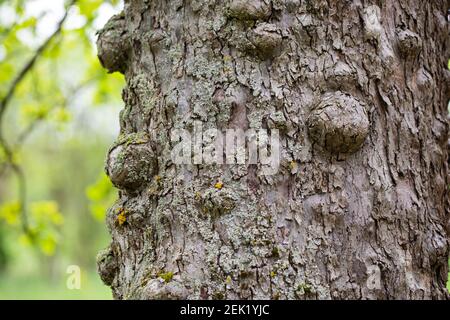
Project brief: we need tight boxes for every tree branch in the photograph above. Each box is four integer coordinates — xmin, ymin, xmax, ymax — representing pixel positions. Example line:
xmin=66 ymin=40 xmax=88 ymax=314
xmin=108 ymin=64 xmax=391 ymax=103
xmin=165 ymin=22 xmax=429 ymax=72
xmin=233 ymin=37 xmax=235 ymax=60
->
xmin=0 ymin=0 xmax=77 ymax=237
xmin=0 ymin=0 xmax=76 ymax=122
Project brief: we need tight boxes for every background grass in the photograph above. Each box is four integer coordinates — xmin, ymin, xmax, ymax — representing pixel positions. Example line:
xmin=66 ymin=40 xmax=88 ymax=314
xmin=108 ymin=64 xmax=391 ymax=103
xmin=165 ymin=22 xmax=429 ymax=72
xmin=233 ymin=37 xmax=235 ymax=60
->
xmin=0 ymin=272 xmax=111 ymax=300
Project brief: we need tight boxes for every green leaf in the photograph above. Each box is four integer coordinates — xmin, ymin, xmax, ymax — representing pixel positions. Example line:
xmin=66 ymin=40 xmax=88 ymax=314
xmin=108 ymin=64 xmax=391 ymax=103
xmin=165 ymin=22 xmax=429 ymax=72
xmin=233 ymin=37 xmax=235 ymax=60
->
xmin=21 ymin=103 xmax=51 ymax=121
xmin=38 ymin=233 xmax=58 ymax=256
xmin=0 ymin=201 xmax=21 ymax=226
xmin=30 ymin=201 xmax=64 ymax=226
xmin=77 ymin=0 xmax=103 ymax=21
xmin=51 ymin=107 xmax=72 ymax=124
xmin=86 ymin=172 xmax=116 ymax=221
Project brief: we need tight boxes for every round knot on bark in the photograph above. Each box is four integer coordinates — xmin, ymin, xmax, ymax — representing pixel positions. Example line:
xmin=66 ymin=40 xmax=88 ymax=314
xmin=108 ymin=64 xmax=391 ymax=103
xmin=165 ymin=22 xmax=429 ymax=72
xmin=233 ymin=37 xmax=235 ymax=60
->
xmin=227 ymin=0 xmax=272 ymax=21
xmin=397 ymin=29 xmax=422 ymax=58
xmin=106 ymin=133 xmax=157 ymax=191
xmin=96 ymin=246 xmax=118 ymax=286
xmin=247 ymin=23 xmax=282 ymax=59
xmin=97 ymin=12 xmax=130 ymax=74
xmin=307 ymin=92 xmax=370 ymax=154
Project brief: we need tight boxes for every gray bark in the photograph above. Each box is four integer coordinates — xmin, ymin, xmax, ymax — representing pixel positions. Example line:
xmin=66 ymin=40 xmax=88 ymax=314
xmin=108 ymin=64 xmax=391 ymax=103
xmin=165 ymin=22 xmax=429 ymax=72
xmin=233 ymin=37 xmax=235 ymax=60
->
xmin=96 ymin=0 xmax=450 ymax=299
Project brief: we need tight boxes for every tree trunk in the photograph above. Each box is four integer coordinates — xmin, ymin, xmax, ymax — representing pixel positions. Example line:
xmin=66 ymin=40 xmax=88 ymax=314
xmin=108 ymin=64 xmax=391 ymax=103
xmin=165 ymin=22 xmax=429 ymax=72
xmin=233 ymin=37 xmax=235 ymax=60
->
xmin=95 ymin=0 xmax=450 ymax=300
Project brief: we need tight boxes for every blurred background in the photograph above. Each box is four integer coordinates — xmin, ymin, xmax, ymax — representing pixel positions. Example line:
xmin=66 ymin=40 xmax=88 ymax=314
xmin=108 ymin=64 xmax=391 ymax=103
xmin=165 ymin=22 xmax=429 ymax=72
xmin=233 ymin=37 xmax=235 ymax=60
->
xmin=0 ymin=0 xmax=448 ymax=300
xmin=0 ymin=0 xmax=124 ymax=299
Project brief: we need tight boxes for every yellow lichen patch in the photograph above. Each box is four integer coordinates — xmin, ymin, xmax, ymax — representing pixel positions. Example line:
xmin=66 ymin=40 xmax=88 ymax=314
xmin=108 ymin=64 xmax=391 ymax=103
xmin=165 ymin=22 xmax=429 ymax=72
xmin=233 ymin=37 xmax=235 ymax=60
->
xmin=117 ymin=210 xmax=127 ymax=226
xmin=289 ymin=161 xmax=298 ymax=174
xmin=158 ymin=271 xmax=174 ymax=283
xmin=154 ymin=175 xmax=161 ymax=183
xmin=194 ymin=191 xmax=201 ymax=201
xmin=147 ymin=185 xmax=158 ymax=196
xmin=270 ymin=271 xmax=277 ymax=278
xmin=289 ymin=161 xmax=297 ymax=170
xmin=214 ymin=181 xmax=223 ymax=190
xmin=225 ymin=276 xmax=232 ymax=284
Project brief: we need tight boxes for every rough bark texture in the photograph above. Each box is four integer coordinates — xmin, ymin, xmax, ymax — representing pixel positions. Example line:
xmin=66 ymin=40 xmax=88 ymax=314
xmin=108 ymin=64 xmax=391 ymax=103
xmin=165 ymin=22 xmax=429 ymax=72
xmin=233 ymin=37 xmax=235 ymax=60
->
xmin=96 ymin=0 xmax=450 ymax=299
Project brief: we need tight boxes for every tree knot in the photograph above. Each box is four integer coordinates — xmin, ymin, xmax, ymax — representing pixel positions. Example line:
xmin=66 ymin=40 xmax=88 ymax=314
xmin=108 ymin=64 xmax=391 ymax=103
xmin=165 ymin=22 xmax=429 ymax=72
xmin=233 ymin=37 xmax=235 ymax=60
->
xmin=307 ymin=92 xmax=370 ymax=155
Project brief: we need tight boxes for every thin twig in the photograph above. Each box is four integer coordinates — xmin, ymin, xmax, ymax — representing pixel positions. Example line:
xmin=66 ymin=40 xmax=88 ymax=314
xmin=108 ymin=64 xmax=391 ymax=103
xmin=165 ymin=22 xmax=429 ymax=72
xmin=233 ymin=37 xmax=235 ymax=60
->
xmin=0 ymin=74 xmax=98 ymax=178
xmin=0 ymin=0 xmax=77 ymax=122
xmin=16 ymin=76 xmax=99 ymax=147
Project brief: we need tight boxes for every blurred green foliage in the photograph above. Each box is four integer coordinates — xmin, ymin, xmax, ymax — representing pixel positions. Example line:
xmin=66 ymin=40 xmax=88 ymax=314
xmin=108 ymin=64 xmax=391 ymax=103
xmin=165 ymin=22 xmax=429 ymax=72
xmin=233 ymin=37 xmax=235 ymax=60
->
xmin=86 ymin=172 xmax=116 ymax=222
xmin=0 ymin=0 xmax=125 ymax=299
xmin=448 ymin=259 xmax=450 ymax=292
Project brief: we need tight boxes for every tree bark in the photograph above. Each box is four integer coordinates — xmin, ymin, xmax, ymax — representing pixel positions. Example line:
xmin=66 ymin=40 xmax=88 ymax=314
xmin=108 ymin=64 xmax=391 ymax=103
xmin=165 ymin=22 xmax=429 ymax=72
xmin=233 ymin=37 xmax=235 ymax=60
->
xmin=96 ymin=0 xmax=450 ymax=300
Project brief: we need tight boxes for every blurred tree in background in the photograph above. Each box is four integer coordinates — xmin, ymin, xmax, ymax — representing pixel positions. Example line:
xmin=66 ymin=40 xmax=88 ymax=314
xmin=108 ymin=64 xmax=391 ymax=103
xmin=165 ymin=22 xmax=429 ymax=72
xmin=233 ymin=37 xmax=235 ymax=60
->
xmin=0 ymin=0 xmax=123 ymax=298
